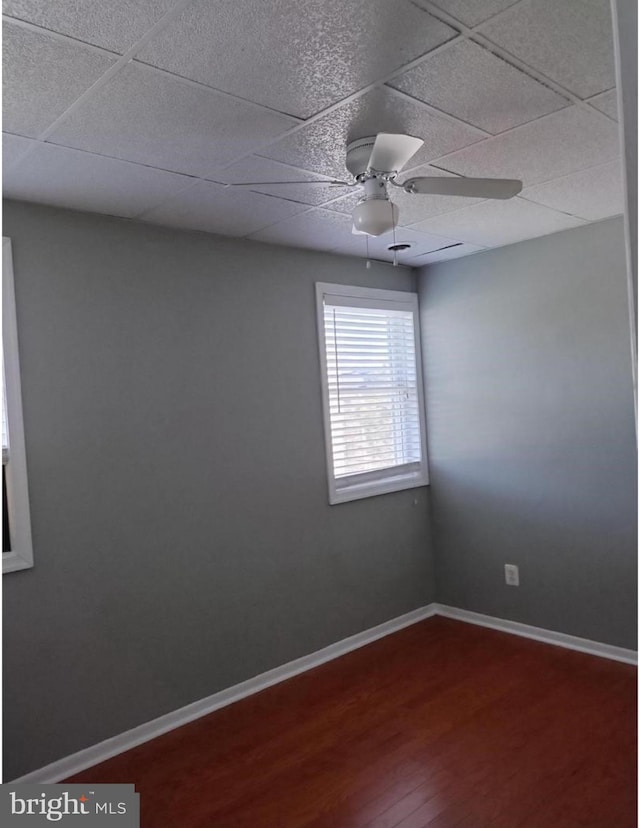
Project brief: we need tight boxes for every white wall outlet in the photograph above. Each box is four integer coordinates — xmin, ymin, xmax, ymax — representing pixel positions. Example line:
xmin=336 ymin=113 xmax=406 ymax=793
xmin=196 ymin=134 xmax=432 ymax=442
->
xmin=504 ymin=564 xmax=519 ymax=586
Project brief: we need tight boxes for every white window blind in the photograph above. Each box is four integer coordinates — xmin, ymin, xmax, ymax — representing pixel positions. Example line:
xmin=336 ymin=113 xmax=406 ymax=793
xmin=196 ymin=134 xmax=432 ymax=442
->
xmin=316 ymin=283 xmax=429 ymax=504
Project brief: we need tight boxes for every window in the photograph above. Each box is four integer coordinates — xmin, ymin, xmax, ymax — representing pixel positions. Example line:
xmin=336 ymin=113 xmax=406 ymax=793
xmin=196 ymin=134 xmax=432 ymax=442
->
xmin=316 ymin=282 xmax=429 ymax=504
xmin=3 ymin=237 xmax=34 ymax=572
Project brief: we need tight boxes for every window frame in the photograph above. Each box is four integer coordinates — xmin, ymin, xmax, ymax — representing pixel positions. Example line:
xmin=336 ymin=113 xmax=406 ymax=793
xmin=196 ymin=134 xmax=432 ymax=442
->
xmin=316 ymin=282 xmax=429 ymax=505
xmin=3 ymin=237 xmax=34 ymax=573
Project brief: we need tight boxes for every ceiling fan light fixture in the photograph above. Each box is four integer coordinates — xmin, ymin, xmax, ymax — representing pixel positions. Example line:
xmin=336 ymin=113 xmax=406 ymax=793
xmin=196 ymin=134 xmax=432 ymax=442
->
xmin=352 ymin=198 xmax=399 ymax=236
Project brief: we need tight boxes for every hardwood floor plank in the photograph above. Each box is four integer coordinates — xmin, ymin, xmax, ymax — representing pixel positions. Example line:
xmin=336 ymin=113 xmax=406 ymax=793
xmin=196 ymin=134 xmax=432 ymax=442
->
xmin=66 ymin=617 xmax=636 ymax=828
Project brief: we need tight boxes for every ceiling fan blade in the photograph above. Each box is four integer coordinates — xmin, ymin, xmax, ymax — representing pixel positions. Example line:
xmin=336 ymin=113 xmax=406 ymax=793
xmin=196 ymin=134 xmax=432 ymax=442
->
xmin=402 ymin=176 xmax=522 ymax=199
xmin=225 ymin=179 xmax=354 ymax=187
xmin=368 ymin=134 xmax=424 ymax=173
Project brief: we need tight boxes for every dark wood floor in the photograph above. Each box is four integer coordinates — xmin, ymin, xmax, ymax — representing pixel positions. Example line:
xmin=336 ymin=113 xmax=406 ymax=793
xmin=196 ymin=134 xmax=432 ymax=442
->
xmin=67 ymin=617 xmax=637 ymax=827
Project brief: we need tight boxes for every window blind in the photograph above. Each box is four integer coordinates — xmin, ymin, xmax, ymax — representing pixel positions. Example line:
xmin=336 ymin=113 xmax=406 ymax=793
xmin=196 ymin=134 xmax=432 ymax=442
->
xmin=323 ymin=301 xmax=422 ymax=481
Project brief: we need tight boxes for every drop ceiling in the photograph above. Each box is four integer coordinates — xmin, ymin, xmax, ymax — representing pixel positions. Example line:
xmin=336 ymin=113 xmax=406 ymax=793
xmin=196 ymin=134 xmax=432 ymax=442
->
xmin=2 ymin=0 xmax=623 ymax=266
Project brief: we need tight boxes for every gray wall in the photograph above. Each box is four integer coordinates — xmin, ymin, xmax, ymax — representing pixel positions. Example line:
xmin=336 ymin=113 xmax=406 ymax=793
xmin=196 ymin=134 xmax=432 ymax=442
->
xmin=419 ymin=217 xmax=637 ymax=649
xmin=2 ymin=200 xmax=436 ymax=780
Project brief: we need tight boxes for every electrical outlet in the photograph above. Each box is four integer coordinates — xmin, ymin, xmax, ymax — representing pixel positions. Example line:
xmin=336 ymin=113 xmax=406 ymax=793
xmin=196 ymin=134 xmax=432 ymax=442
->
xmin=504 ymin=564 xmax=519 ymax=586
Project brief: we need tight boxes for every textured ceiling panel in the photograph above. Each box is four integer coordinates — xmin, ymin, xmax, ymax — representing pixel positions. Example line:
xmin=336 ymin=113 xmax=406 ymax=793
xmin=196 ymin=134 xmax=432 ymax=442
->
xmin=48 ymin=64 xmax=298 ymax=177
xmin=412 ymin=197 xmax=585 ymax=247
xmin=521 ymin=161 xmax=623 ymax=221
xmin=414 ymin=0 xmax=520 ymax=27
xmin=2 ymin=0 xmax=177 ymax=53
xmin=0 ymin=0 xmax=625 ymax=261
xmin=3 ymin=141 xmax=194 ymax=218
xmin=589 ymin=89 xmax=618 ymax=120
xmin=438 ymin=105 xmax=620 ymax=186
xmin=140 ymin=180 xmax=305 ymax=236
xmin=411 ymin=241 xmax=486 ymax=264
xmin=218 ymin=156 xmax=354 ymax=206
xmin=136 ymin=0 xmax=456 ymax=119
xmin=325 ymin=165 xmax=486 ymax=224
xmin=3 ymin=22 xmax=115 ymax=137
xmin=480 ymin=0 xmax=615 ymax=99
xmin=249 ymin=208 xmax=356 ymax=251
xmin=331 ymin=226 xmax=464 ymax=264
xmin=261 ymin=86 xmax=482 ymax=179
xmin=388 ymin=40 xmax=569 ymax=134
xmin=2 ymin=132 xmax=36 ymax=172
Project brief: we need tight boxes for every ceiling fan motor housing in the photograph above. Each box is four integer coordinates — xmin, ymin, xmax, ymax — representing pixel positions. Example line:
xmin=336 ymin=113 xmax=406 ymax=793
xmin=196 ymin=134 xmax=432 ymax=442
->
xmin=345 ymin=136 xmax=380 ymax=178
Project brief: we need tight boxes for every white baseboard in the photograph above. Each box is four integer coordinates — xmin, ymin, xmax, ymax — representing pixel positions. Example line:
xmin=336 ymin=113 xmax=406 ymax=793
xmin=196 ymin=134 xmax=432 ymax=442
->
xmin=11 ymin=604 xmax=437 ymax=784
xmin=11 ymin=602 xmax=636 ymax=784
xmin=435 ymin=604 xmax=638 ymax=665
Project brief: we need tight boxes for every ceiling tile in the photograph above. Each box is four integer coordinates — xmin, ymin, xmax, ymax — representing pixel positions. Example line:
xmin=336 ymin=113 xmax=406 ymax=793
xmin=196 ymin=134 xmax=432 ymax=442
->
xmin=2 ymin=21 xmax=115 ymax=137
xmin=520 ymin=160 xmax=623 ymax=221
xmin=437 ymin=105 xmax=620 ymax=186
xmin=249 ymin=208 xmax=356 ymax=252
xmin=414 ymin=0 xmax=521 ymax=27
xmin=479 ymin=0 xmax=615 ymax=99
xmin=331 ymin=226 xmax=465 ymax=264
xmin=2 ymin=0 xmax=177 ymax=54
xmin=2 ymin=132 xmax=36 ymax=172
xmin=261 ymin=86 xmax=482 ymax=179
xmin=3 ymin=141 xmax=194 ymax=218
xmin=140 ymin=180 xmax=306 ymax=237
xmin=411 ymin=241 xmax=486 ymax=264
xmin=48 ymin=63 xmax=298 ymax=177
xmin=388 ymin=40 xmax=569 ymax=134
xmin=325 ymin=165 xmax=487 ymax=224
xmin=218 ymin=156 xmax=354 ymax=206
xmin=136 ymin=0 xmax=456 ymax=119
xmin=412 ymin=197 xmax=585 ymax=247
xmin=589 ymin=89 xmax=618 ymax=120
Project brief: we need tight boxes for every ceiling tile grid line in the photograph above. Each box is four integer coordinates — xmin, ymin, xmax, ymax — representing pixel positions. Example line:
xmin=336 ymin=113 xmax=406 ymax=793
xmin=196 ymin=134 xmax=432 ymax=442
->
xmin=129 ymin=175 xmax=319 ymax=226
xmin=584 ymin=88 xmax=618 ymax=122
xmin=585 ymin=104 xmax=617 ymax=123
xmin=2 ymin=0 xmax=199 ymax=171
xmin=2 ymin=130 xmax=205 ymax=182
xmin=127 ymin=59 xmax=306 ymax=123
xmin=382 ymin=85 xmax=495 ymax=138
xmin=403 ymin=194 xmax=589 ymax=235
xmin=470 ymin=31 xmax=617 ymax=126
xmin=414 ymin=0 xmax=619 ymax=126
xmin=412 ymin=0 xmax=530 ymax=31
xmin=35 ymin=0 xmax=200 ymax=139
xmin=1 ymin=15 xmax=122 ymax=58
xmin=1 ymin=0 xmax=182 ymax=53
xmin=419 ymin=104 xmax=620 ymax=187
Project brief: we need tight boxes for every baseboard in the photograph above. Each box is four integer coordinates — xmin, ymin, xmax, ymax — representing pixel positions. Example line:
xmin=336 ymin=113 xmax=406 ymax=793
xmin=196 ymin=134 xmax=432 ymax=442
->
xmin=10 ymin=603 xmax=438 ymax=784
xmin=12 ymin=601 xmax=637 ymax=784
xmin=434 ymin=604 xmax=638 ymax=665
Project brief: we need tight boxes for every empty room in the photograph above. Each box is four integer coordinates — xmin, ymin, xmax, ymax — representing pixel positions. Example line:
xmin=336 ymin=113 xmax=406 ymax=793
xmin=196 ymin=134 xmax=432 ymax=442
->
xmin=1 ymin=0 xmax=637 ymax=826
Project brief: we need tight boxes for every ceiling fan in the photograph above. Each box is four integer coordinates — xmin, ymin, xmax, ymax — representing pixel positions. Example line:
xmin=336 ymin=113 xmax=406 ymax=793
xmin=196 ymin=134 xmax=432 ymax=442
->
xmin=228 ymin=133 xmax=522 ymax=237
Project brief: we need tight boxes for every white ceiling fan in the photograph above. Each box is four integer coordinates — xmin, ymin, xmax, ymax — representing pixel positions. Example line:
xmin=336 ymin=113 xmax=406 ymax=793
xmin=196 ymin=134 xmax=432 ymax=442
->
xmin=228 ymin=133 xmax=522 ymax=237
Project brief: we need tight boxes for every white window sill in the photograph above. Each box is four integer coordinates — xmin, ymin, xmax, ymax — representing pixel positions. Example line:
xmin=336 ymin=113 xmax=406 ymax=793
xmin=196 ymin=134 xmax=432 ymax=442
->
xmin=330 ymin=469 xmax=429 ymax=505
xmin=3 ymin=549 xmax=34 ymax=573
